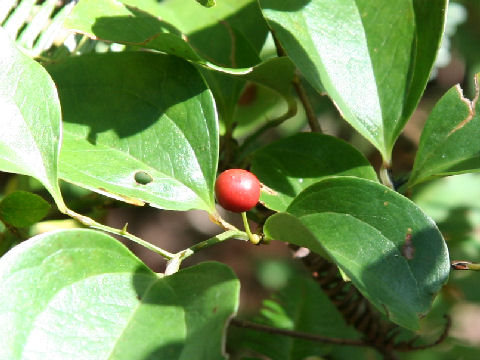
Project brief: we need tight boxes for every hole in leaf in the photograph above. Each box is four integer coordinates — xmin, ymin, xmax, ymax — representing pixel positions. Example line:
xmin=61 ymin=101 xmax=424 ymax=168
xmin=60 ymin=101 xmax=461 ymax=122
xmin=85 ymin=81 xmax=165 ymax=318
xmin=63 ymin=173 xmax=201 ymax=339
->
xmin=134 ymin=171 xmax=153 ymax=185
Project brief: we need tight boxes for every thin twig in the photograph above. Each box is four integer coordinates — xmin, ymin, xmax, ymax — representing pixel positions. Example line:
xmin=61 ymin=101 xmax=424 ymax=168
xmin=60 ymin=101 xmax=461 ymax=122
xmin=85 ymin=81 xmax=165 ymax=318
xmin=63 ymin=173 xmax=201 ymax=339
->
xmin=289 ymin=246 xmax=450 ymax=357
xmin=230 ymin=318 xmax=367 ymax=347
xmin=293 ymin=75 xmax=322 ymax=132
xmin=451 ymin=260 xmax=480 ymax=271
xmin=209 ymin=212 xmax=240 ymax=231
xmin=184 ymin=230 xmax=248 ymax=259
xmin=67 ymin=205 xmax=250 ymax=272
xmin=165 ymin=229 xmax=248 ymax=274
xmin=65 ymin=208 xmax=175 ymax=260
xmin=272 ymin=32 xmax=321 ymax=133
xmin=219 ymin=122 xmax=237 ymax=172
xmin=272 ymin=31 xmax=286 ymax=58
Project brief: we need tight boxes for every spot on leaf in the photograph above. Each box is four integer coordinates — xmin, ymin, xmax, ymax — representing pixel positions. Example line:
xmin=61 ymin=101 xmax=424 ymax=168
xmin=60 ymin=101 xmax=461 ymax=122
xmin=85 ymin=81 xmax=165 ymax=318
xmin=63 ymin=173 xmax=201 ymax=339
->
xmin=134 ymin=171 xmax=153 ymax=185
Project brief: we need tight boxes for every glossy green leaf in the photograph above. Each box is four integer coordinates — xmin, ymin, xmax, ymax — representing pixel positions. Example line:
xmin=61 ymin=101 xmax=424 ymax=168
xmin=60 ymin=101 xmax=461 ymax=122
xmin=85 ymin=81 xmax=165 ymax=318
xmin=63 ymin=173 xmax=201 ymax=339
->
xmin=405 ymin=0 xmax=448 ymax=120
xmin=259 ymin=0 xmax=446 ymax=161
xmin=240 ymin=57 xmax=297 ymax=128
xmin=0 ymin=27 xmax=65 ymax=211
xmin=233 ymin=83 xmax=287 ymax=137
xmin=201 ymin=71 xmax=246 ymax=127
xmin=0 ymin=191 xmax=50 ymax=228
xmin=65 ymin=0 xmax=296 ymax=127
xmin=202 ymin=56 xmax=297 ymax=126
xmin=123 ymin=0 xmax=268 ymax=68
xmin=264 ymin=177 xmax=449 ymax=330
xmin=65 ymin=0 xmax=266 ymax=72
xmin=409 ymin=74 xmax=480 ymax=188
xmin=241 ymin=57 xmax=296 ymax=108
xmin=151 ymin=0 xmax=283 ymax=126
xmin=251 ymin=133 xmax=378 ymax=212
xmin=47 ymin=52 xmax=218 ymax=212
xmin=234 ymin=274 xmax=359 ymax=359
xmin=66 ymin=0 xmax=204 ymax=64
xmin=0 ymin=229 xmax=239 ymax=360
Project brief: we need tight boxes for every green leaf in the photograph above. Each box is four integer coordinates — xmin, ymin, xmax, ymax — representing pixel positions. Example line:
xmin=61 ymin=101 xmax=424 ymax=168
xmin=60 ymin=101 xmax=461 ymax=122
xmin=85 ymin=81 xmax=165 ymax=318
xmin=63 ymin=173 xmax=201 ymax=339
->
xmin=0 ymin=191 xmax=50 ymax=228
xmin=201 ymin=56 xmax=297 ymax=127
xmin=65 ymin=0 xmax=294 ymax=128
xmin=405 ymin=0 xmax=448 ymax=120
xmin=66 ymin=0 xmax=204 ymax=64
xmin=233 ymin=273 xmax=359 ymax=359
xmin=65 ymin=0 xmax=267 ymax=72
xmin=0 ymin=229 xmax=239 ymax=359
xmin=47 ymin=52 xmax=218 ymax=212
xmin=232 ymin=83 xmax=287 ymax=138
xmin=201 ymin=70 xmax=247 ymax=127
xmin=239 ymin=57 xmax=297 ymax=127
xmin=409 ymin=74 xmax=480 ymax=188
xmin=259 ymin=0 xmax=446 ymax=162
xmin=0 ymin=27 xmax=65 ymax=211
xmin=264 ymin=177 xmax=450 ymax=330
xmin=124 ymin=0 xmax=268 ymax=69
xmin=251 ymin=133 xmax=378 ymax=212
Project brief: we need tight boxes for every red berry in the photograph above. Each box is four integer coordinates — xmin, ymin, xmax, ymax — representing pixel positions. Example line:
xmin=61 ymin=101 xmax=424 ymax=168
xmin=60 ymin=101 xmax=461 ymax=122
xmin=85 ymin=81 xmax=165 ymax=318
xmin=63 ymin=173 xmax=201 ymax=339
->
xmin=215 ymin=169 xmax=261 ymax=212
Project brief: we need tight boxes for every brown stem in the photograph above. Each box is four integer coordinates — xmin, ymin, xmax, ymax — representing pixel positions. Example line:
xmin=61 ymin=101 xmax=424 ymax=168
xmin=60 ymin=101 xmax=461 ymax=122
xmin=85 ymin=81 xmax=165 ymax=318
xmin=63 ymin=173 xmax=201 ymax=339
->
xmin=288 ymin=246 xmax=450 ymax=356
xmin=451 ymin=260 xmax=480 ymax=271
xmin=293 ymin=76 xmax=322 ymax=132
xmin=219 ymin=122 xmax=237 ymax=172
xmin=230 ymin=318 xmax=367 ymax=347
xmin=272 ymin=32 xmax=322 ymax=133
xmin=272 ymin=31 xmax=286 ymax=57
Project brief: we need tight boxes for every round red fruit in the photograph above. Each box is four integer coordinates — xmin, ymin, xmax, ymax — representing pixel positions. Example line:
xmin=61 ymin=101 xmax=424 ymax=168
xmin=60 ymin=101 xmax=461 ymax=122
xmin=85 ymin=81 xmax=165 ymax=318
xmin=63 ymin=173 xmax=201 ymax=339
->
xmin=215 ymin=169 xmax=261 ymax=212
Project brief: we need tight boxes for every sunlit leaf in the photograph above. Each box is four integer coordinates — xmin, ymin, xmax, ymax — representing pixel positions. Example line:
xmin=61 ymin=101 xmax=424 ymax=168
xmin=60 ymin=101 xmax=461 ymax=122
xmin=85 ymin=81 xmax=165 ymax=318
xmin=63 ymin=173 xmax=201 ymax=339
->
xmin=47 ymin=52 xmax=218 ymax=212
xmin=409 ymin=74 xmax=480 ymax=188
xmin=0 ymin=28 xmax=65 ymax=211
xmin=0 ymin=229 xmax=239 ymax=359
xmin=259 ymin=0 xmax=446 ymax=161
